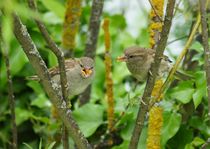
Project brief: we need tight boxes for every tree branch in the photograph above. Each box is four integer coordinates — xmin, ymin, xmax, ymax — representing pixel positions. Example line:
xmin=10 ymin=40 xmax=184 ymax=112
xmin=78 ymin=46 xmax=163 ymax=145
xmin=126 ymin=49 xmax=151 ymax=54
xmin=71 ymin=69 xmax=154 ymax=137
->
xmin=2 ymin=47 xmax=18 ymax=149
xmin=27 ymin=1 xmax=70 ymax=147
xmin=0 ymin=21 xmax=18 ymax=149
xmin=199 ymin=0 xmax=210 ymax=117
xmin=85 ymin=0 xmax=104 ymax=58
xmin=79 ymin=0 xmax=104 ymax=105
xmin=27 ymin=0 xmax=68 ymax=102
xmin=103 ymin=18 xmax=114 ymax=132
xmin=129 ymin=0 xmax=176 ymax=148
xmin=159 ymin=13 xmax=201 ymax=98
xmin=148 ymin=0 xmax=163 ymax=22
xmin=13 ymin=14 xmax=91 ymax=149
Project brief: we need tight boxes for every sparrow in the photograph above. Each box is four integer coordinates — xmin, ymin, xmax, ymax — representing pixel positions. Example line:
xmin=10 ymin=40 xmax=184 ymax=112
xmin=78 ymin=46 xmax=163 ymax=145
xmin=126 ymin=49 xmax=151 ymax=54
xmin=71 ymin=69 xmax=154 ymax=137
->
xmin=28 ymin=57 xmax=95 ymax=97
xmin=117 ymin=46 xmax=172 ymax=82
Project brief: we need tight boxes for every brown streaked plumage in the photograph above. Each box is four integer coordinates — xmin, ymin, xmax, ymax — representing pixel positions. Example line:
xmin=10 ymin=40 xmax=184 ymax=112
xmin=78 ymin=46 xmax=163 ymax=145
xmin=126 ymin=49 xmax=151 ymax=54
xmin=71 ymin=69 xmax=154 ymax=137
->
xmin=28 ymin=57 xmax=95 ymax=97
xmin=117 ymin=46 xmax=171 ymax=82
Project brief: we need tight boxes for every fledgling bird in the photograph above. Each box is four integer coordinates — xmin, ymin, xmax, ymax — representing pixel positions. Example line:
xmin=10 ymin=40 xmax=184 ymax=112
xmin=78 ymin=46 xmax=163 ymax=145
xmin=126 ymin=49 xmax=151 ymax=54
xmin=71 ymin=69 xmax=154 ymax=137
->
xmin=117 ymin=46 xmax=171 ymax=82
xmin=28 ymin=57 xmax=95 ymax=97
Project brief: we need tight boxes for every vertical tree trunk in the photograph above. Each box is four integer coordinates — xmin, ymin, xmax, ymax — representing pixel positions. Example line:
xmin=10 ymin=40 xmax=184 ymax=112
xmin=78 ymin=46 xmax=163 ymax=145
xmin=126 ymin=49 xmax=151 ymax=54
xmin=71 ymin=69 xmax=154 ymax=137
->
xmin=79 ymin=0 xmax=104 ymax=106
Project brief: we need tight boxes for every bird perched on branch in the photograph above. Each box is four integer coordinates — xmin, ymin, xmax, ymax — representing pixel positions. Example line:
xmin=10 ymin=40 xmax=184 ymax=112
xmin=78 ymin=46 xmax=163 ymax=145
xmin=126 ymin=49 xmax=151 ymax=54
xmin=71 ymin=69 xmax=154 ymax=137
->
xmin=117 ymin=46 xmax=172 ymax=82
xmin=28 ymin=57 xmax=95 ymax=97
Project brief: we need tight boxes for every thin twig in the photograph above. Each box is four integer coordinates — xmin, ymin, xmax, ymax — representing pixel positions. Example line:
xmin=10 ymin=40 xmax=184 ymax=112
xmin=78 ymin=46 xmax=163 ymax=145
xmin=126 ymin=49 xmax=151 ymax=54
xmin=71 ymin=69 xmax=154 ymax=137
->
xmin=62 ymin=124 xmax=69 ymax=149
xmin=27 ymin=0 xmax=68 ymax=102
xmin=79 ymin=0 xmax=104 ymax=105
xmin=173 ymin=0 xmax=182 ymax=17
xmin=167 ymin=35 xmax=188 ymax=45
xmin=201 ymin=138 xmax=210 ymax=149
xmin=158 ymin=13 xmax=201 ymax=98
xmin=2 ymin=46 xmax=18 ymax=149
xmin=199 ymin=0 xmax=210 ymax=117
xmin=85 ymin=0 xmax=104 ymax=58
xmin=148 ymin=0 xmax=163 ymax=22
xmin=129 ymin=1 xmax=176 ymax=149
xmin=27 ymin=1 xmax=69 ymax=147
xmin=13 ymin=14 xmax=91 ymax=149
xmin=0 ymin=23 xmax=18 ymax=149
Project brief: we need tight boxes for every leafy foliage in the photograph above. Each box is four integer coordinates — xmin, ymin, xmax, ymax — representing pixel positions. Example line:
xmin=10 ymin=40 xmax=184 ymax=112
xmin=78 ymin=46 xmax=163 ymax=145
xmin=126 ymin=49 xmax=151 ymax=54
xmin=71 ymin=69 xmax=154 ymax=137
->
xmin=0 ymin=0 xmax=209 ymax=149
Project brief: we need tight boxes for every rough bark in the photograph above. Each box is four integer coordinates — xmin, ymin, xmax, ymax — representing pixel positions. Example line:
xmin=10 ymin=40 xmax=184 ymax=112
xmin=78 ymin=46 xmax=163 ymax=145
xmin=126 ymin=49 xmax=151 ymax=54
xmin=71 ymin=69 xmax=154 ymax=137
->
xmin=129 ymin=0 xmax=176 ymax=148
xmin=13 ymin=14 xmax=92 ymax=149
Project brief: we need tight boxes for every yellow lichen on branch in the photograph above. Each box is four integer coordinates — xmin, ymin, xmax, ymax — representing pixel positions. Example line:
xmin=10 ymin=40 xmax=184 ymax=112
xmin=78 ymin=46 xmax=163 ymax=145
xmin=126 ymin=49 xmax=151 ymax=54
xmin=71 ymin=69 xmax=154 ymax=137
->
xmin=103 ymin=18 xmax=111 ymax=52
xmin=147 ymin=0 xmax=164 ymax=148
xmin=150 ymin=0 xmax=164 ymax=17
xmin=151 ymin=79 xmax=164 ymax=101
xmin=147 ymin=106 xmax=163 ymax=149
xmin=62 ymin=0 xmax=81 ymax=50
xmin=149 ymin=0 xmax=164 ymax=48
xmin=102 ymin=18 xmax=114 ymax=132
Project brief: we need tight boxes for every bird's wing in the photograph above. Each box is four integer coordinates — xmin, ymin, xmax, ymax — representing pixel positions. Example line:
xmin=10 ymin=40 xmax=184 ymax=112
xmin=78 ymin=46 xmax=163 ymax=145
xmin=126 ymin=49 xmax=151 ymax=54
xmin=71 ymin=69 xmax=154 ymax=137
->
xmin=49 ymin=59 xmax=77 ymax=77
xmin=145 ymin=48 xmax=155 ymax=55
xmin=26 ymin=59 xmax=77 ymax=80
xmin=147 ymin=48 xmax=172 ymax=63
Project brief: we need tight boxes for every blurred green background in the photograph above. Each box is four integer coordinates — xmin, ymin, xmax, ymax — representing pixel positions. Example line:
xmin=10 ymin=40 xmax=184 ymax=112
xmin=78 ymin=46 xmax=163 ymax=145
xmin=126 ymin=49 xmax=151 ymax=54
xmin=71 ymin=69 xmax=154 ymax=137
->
xmin=0 ymin=0 xmax=210 ymax=148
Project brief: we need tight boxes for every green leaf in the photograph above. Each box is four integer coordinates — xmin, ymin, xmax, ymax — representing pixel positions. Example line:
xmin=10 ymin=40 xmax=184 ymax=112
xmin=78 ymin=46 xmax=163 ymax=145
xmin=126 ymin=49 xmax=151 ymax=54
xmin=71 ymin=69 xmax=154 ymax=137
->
xmin=189 ymin=116 xmax=210 ymax=136
xmin=166 ymin=125 xmax=193 ymax=149
xmin=184 ymin=144 xmax=194 ymax=149
xmin=48 ymin=51 xmax=57 ymax=67
xmin=23 ymin=143 xmax=33 ymax=149
xmin=161 ymin=111 xmax=182 ymax=147
xmin=190 ymin=41 xmax=203 ymax=52
xmin=193 ymin=72 xmax=206 ymax=108
xmin=73 ymin=103 xmax=104 ymax=137
xmin=91 ymin=57 xmax=105 ymax=100
xmin=170 ymin=81 xmax=195 ymax=104
xmin=113 ymin=62 xmax=130 ymax=83
xmin=10 ymin=48 xmax=28 ymax=75
xmin=193 ymin=88 xmax=204 ymax=109
xmin=138 ymin=127 xmax=148 ymax=149
xmin=47 ymin=141 xmax=56 ymax=149
xmin=194 ymin=71 xmax=206 ymax=88
xmin=43 ymin=12 xmax=63 ymax=25
xmin=110 ymin=15 xmax=127 ymax=29
xmin=15 ymin=108 xmax=32 ymax=125
xmin=31 ymin=94 xmax=51 ymax=108
xmin=137 ymin=28 xmax=150 ymax=47
xmin=0 ymin=48 xmax=28 ymax=87
xmin=31 ymin=115 xmax=50 ymax=124
xmin=27 ymin=81 xmax=44 ymax=94
xmin=112 ymin=141 xmax=129 ymax=149
xmin=39 ymin=0 xmax=65 ymax=19
xmin=191 ymin=137 xmax=205 ymax=146
xmin=39 ymin=138 xmax=42 ymax=149
xmin=191 ymin=53 xmax=204 ymax=66
xmin=120 ymin=119 xmax=134 ymax=140
xmin=2 ymin=15 xmax=13 ymax=45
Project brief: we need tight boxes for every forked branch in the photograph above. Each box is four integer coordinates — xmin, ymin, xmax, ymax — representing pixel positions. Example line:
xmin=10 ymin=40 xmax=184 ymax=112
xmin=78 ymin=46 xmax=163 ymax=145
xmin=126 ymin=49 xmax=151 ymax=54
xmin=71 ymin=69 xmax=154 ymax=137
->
xmin=13 ymin=14 xmax=91 ymax=149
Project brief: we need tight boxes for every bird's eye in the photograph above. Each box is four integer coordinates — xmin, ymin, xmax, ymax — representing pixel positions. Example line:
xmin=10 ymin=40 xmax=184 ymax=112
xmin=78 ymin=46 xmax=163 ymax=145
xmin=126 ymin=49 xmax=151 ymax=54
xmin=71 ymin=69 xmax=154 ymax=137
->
xmin=80 ymin=63 xmax=84 ymax=67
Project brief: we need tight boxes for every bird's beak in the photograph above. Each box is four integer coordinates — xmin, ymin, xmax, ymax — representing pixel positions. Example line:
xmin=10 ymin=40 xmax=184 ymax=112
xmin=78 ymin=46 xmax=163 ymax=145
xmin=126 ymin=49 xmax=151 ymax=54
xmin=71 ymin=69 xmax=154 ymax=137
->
xmin=81 ymin=68 xmax=93 ymax=78
xmin=116 ymin=55 xmax=127 ymax=62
